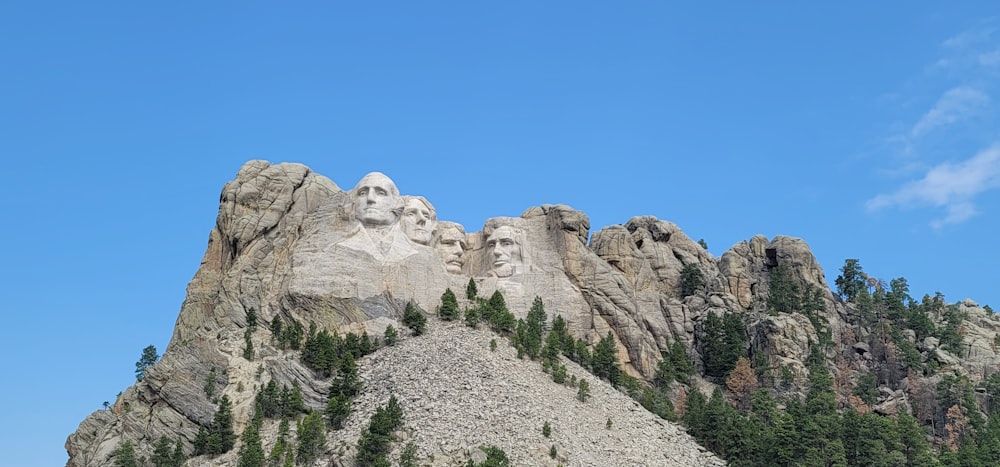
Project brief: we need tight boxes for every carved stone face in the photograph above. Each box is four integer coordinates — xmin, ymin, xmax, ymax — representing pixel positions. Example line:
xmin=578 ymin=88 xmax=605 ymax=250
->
xmin=353 ymin=172 xmax=400 ymax=227
xmin=401 ymin=197 xmax=436 ymax=245
xmin=436 ymin=224 xmax=467 ymax=273
xmin=486 ymin=225 xmax=522 ymax=277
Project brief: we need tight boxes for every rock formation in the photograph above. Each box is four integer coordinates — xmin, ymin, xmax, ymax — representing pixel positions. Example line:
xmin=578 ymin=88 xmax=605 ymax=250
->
xmin=66 ymin=161 xmax=1000 ymax=466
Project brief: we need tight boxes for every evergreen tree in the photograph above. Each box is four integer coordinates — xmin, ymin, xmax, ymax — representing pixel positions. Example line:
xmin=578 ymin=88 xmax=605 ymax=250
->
xmin=399 ymin=442 xmax=418 ymax=467
xmin=767 ymin=264 xmax=800 ymax=314
xmin=280 ymin=382 xmax=307 ymax=418
xmin=196 ymin=395 xmax=236 ymax=456
xmin=680 ymin=263 xmax=705 ymax=297
xmin=151 ymin=437 xmax=184 ymax=467
xmin=701 ymin=312 xmax=746 ymax=378
xmin=403 ymin=301 xmax=427 ymax=335
xmin=243 ymin=329 xmax=255 ymax=361
xmin=267 ymin=418 xmax=291 ymax=467
xmin=151 ymin=437 xmax=174 ymax=467
xmin=835 ymin=258 xmax=867 ymax=302
xmin=246 ymin=307 xmax=258 ymax=331
xmin=853 ymin=373 xmax=879 ymax=406
xmin=466 ymin=277 xmax=478 ymax=300
xmin=524 ymin=296 xmax=547 ymax=359
xmin=237 ymin=423 xmax=265 ymax=467
xmin=170 ymin=438 xmax=184 ymax=467
xmin=577 ymin=379 xmax=591 ymax=402
xmin=111 ymin=440 xmax=139 ymax=467
xmin=270 ymin=316 xmax=283 ymax=342
xmin=464 ymin=306 xmax=479 ymax=328
xmin=135 ymin=344 xmax=159 ymax=382
xmin=326 ymin=353 xmax=360 ymax=429
xmin=193 ymin=427 xmax=209 ymax=455
xmin=466 ymin=446 xmax=511 ymax=467
xmin=356 ymin=396 xmax=405 ymax=466
xmin=484 ymin=291 xmax=515 ymax=334
xmin=295 ymin=412 xmax=326 ymax=466
xmin=439 ymin=288 xmax=460 ymax=321
xmin=591 ymin=332 xmax=621 ymax=384
xmin=383 ymin=325 xmax=398 ymax=346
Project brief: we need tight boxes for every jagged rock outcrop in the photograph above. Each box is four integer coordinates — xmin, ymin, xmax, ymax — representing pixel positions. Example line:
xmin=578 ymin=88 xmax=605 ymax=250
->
xmin=67 ymin=161 xmax=1000 ymax=466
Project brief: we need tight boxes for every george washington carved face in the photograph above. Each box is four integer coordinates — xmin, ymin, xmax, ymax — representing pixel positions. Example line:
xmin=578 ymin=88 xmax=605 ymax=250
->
xmin=353 ymin=172 xmax=401 ymax=227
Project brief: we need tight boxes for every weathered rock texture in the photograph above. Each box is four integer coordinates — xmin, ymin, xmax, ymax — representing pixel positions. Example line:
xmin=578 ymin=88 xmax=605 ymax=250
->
xmin=66 ymin=161 xmax=1000 ymax=466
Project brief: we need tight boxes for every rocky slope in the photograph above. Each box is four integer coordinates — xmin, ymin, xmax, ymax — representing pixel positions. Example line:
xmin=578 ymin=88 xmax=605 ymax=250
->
xmin=66 ymin=161 xmax=1000 ymax=466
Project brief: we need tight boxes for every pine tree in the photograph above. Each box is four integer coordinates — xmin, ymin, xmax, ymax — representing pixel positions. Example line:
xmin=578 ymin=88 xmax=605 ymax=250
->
xmin=403 ymin=301 xmax=427 ymax=335
xmin=196 ymin=395 xmax=235 ymax=455
xmin=171 ymin=438 xmax=184 ymax=467
xmin=383 ymin=325 xmax=398 ymax=346
xmin=325 ymin=354 xmax=360 ymax=429
xmin=835 ymin=259 xmax=867 ymax=302
xmin=246 ymin=307 xmax=258 ymax=331
xmin=577 ymin=379 xmax=591 ymax=402
xmin=296 ymin=412 xmax=326 ymax=466
xmin=439 ymin=288 xmax=460 ymax=321
xmin=356 ymin=396 xmax=405 ymax=466
xmin=399 ymin=442 xmax=418 ymax=467
xmin=464 ymin=306 xmax=479 ymax=328
xmin=237 ymin=423 xmax=265 ymax=467
xmin=524 ymin=296 xmax=546 ymax=359
xmin=767 ymin=264 xmax=800 ymax=314
xmin=466 ymin=277 xmax=478 ymax=300
xmin=591 ymin=332 xmax=621 ymax=384
xmin=270 ymin=316 xmax=283 ymax=342
xmin=135 ymin=345 xmax=159 ymax=381
xmin=680 ymin=263 xmax=705 ymax=297
xmin=701 ymin=312 xmax=746 ymax=378
xmin=484 ymin=291 xmax=515 ymax=334
xmin=111 ymin=440 xmax=139 ymax=467
xmin=151 ymin=437 xmax=174 ymax=467
xmin=151 ymin=437 xmax=184 ymax=467
xmin=243 ymin=329 xmax=255 ymax=360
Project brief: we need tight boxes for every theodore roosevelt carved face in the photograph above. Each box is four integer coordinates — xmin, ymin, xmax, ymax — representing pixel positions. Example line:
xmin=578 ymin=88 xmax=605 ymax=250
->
xmin=435 ymin=221 xmax=467 ymax=273
xmin=400 ymin=196 xmax=437 ymax=245
xmin=353 ymin=172 xmax=401 ymax=227
xmin=486 ymin=225 xmax=522 ymax=278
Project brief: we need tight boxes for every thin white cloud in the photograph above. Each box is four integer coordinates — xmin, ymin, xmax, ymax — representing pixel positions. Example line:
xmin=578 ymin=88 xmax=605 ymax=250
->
xmin=980 ymin=49 xmax=1000 ymax=68
xmin=943 ymin=24 xmax=995 ymax=49
xmin=910 ymin=86 xmax=990 ymax=138
xmin=867 ymin=144 xmax=1000 ymax=227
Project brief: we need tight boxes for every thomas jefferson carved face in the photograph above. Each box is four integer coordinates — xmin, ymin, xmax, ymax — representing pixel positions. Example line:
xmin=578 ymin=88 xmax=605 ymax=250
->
xmin=486 ymin=225 xmax=522 ymax=277
xmin=435 ymin=223 xmax=467 ymax=273
xmin=401 ymin=196 xmax=436 ymax=245
xmin=353 ymin=172 xmax=401 ymax=227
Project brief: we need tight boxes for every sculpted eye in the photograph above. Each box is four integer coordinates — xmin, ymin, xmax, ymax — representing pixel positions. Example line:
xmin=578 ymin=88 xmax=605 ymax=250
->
xmin=375 ymin=188 xmax=387 ymax=196
xmin=357 ymin=188 xmax=368 ymax=196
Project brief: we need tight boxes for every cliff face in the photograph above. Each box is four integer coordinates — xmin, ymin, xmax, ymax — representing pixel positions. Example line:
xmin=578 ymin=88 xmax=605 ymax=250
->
xmin=66 ymin=161 xmax=1000 ymax=466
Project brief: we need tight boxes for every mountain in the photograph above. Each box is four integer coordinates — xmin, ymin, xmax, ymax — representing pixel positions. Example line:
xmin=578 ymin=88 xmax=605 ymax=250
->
xmin=67 ymin=161 xmax=1000 ymax=466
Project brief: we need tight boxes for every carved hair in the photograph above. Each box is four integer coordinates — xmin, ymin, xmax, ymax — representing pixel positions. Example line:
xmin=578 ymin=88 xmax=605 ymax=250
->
xmin=481 ymin=217 xmax=528 ymax=276
xmin=433 ymin=221 xmax=466 ymax=247
xmin=401 ymin=195 xmax=437 ymax=221
xmin=351 ymin=171 xmax=404 ymax=221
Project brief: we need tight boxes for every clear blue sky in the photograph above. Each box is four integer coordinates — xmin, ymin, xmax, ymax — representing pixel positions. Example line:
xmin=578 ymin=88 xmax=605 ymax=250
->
xmin=2 ymin=3 xmax=998 ymax=465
